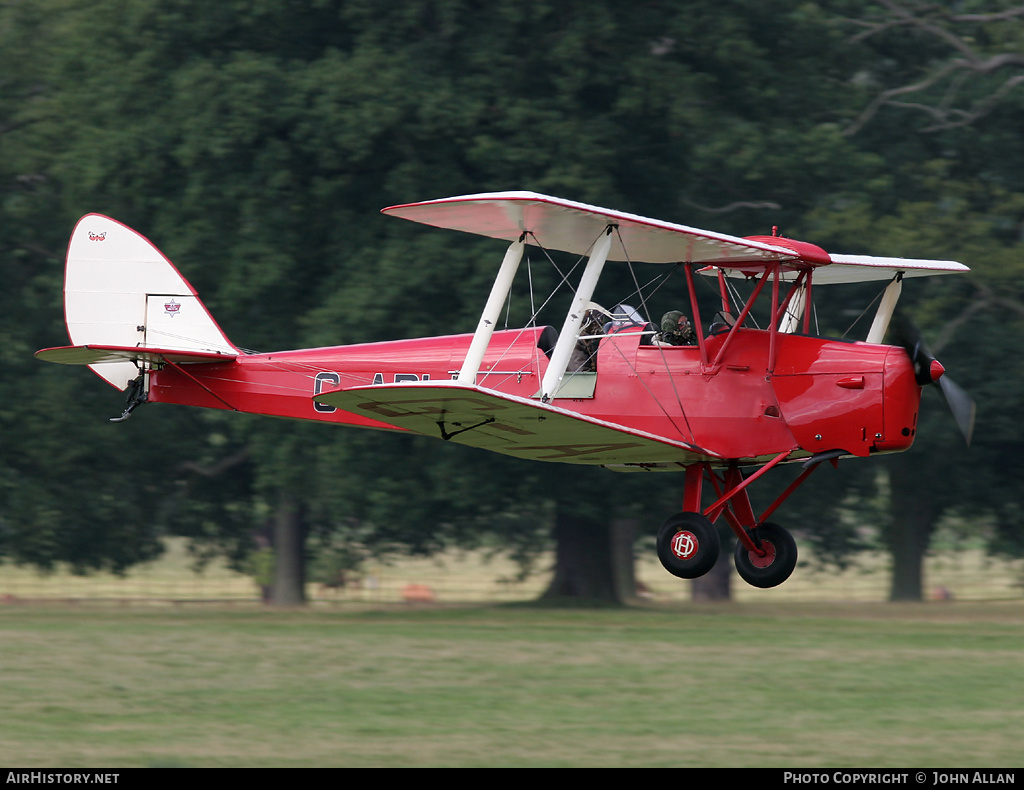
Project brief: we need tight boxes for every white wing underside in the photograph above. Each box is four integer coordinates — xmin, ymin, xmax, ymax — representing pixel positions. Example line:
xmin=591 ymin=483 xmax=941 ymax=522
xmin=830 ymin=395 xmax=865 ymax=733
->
xmin=383 ymin=191 xmax=968 ymax=283
xmin=721 ymin=254 xmax=969 ymax=285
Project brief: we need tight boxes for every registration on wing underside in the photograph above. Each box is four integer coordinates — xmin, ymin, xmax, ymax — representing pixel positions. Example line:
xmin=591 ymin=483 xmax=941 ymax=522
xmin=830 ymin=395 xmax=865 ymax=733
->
xmin=314 ymin=382 xmax=716 ymax=465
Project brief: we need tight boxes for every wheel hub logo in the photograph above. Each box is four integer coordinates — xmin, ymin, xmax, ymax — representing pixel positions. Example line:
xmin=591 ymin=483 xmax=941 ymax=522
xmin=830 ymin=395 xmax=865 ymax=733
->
xmin=671 ymin=530 xmax=698 ymax=560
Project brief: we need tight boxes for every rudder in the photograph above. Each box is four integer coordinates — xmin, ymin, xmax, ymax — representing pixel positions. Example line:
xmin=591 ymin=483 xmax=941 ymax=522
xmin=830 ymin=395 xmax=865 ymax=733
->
xmin=64 ymin=214 xmax=238 ymax=389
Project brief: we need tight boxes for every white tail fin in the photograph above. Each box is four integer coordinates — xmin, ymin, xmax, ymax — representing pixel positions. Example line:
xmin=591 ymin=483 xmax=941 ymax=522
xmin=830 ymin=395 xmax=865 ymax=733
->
xmin=63 ymin=214 xmax=238 ymax=389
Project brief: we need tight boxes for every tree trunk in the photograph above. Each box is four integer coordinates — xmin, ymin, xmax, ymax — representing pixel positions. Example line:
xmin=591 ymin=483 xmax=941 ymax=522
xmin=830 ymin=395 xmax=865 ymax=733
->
xmin=609 ymin=516 xmax=640 ymax=603
xmin=886 ymin=457 xmax=933 ymax=602
xmin=270 ymin=495 xmax=307 ymax=606
xmin=541 ymin=507 xmax=624 ymax=605
xmin=691 ymin=538 xmax=733 ymax=601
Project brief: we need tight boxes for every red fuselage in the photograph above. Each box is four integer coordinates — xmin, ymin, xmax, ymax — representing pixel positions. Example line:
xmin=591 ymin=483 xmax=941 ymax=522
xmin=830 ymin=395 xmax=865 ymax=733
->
xmin=147 ymin=324 xmax=922 ymax=465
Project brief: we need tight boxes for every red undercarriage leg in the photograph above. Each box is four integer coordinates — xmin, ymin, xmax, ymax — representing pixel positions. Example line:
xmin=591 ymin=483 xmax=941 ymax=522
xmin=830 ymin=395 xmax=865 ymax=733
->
xmin=686 ymin=451 xmax=832 ymax=555
xmin=707 ymin=465 xmax=763 ymax=554
xmin=682 ymin=463 xmax=706 ymax=513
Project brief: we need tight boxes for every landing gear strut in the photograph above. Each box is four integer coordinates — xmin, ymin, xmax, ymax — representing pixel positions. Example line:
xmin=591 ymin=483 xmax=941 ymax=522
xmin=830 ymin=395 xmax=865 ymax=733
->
xmin=654 ymin=455 xmax=826 ymax=589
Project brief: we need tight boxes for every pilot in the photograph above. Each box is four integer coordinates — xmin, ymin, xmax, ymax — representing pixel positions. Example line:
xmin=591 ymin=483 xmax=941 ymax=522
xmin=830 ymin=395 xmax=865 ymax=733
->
xmin=659 ymin=310 xmax=696 ymax=345
xmin=568 ymin=310 xmax=603 ymax=372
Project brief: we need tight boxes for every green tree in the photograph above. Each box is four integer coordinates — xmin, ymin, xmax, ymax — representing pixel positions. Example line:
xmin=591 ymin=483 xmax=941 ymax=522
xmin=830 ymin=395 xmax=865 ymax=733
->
xmin=825 ymin=2 xmax=1024 ymax=599
xmin=7 ymin=0 xmax=1022 ymax=605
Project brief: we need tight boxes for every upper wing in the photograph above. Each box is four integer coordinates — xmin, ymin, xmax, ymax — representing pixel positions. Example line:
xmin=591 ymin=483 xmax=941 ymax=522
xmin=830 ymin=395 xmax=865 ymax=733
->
xmin=383 ymin=191 xmax=969 ymax=281
xmin=813 ymin=254 xmax=969 ymax=283
xmin=315 ymin=381 xmax=717 ymax=466
xmin=705 ymin=252 xmax=970 ymax=284
xmin=382 ymin=191 xmax=797 ymax=265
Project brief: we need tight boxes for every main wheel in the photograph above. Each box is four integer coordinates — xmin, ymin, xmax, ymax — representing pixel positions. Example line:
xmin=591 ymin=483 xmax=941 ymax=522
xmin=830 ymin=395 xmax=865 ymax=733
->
xmin=734 ymin=522 xmax=798 ymax=588
xmin=657 ymin=512 xmax=721 ymax=579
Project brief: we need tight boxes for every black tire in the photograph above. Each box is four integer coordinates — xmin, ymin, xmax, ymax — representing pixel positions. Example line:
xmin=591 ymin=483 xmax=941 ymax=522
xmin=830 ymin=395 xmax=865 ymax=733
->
xmin=657 ymin=512 xmax=721 ymax=579
xmin=734 ymin=522 xmax=798 ymax=588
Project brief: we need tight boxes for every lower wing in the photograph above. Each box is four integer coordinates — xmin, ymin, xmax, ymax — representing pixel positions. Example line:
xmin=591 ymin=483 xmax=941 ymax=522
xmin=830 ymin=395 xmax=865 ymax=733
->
xmin=314 ymin=381 xmax=717 ymax=467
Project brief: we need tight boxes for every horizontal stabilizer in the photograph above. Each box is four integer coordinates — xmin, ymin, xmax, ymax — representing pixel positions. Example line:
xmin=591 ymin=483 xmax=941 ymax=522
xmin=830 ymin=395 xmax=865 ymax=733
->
xmin=35 ymin=344 xmax=237 ymax=366
xmin=315 ymin=381 xmax=716 ymax=466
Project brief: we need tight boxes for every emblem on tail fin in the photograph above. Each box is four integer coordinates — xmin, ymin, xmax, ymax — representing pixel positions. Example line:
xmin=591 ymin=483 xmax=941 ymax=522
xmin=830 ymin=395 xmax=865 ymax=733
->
xmin=163 ymin=298 xmax=181 ymax=317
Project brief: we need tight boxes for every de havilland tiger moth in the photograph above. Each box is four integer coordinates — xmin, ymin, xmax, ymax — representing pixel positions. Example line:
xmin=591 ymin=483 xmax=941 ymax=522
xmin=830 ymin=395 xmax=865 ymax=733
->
xmin=36 ymin=191 xmax=974 ymax=588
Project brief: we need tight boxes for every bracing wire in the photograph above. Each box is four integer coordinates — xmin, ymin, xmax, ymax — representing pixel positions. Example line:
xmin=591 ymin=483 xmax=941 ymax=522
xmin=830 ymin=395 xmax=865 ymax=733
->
xmin=840 ymin=277 xmax=892 ymax=339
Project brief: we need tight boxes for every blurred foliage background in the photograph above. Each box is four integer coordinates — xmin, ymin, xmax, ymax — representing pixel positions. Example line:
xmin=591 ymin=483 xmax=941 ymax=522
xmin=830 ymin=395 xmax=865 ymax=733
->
xmin=2 ymin=0 xmax=1022 ymax=603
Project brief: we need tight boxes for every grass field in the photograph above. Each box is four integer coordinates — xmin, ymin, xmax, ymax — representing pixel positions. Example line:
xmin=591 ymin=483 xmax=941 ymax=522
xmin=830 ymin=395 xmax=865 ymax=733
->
xmin=1 ymin=601 xmax=1023 ymax=767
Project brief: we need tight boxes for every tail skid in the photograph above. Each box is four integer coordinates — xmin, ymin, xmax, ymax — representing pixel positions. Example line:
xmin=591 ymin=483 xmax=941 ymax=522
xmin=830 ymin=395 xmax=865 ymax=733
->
xmin=55 ymin=214 xmax=238 ymax=390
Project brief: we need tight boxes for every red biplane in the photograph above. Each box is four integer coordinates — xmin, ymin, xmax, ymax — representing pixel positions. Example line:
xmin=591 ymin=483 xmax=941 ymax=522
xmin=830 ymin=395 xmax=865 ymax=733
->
xmin=36 ymin=192 xmax=973 ymax=588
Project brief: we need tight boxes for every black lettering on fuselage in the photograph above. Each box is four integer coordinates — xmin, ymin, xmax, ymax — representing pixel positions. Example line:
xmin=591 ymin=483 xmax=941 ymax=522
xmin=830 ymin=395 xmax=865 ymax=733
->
xmin=315 ymin=372 xmax=433 ymax=412
xmin=313 ymin=372 xmax=341 ymax=413
xmin=371 ymin=373 xmax=432 ymax=385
